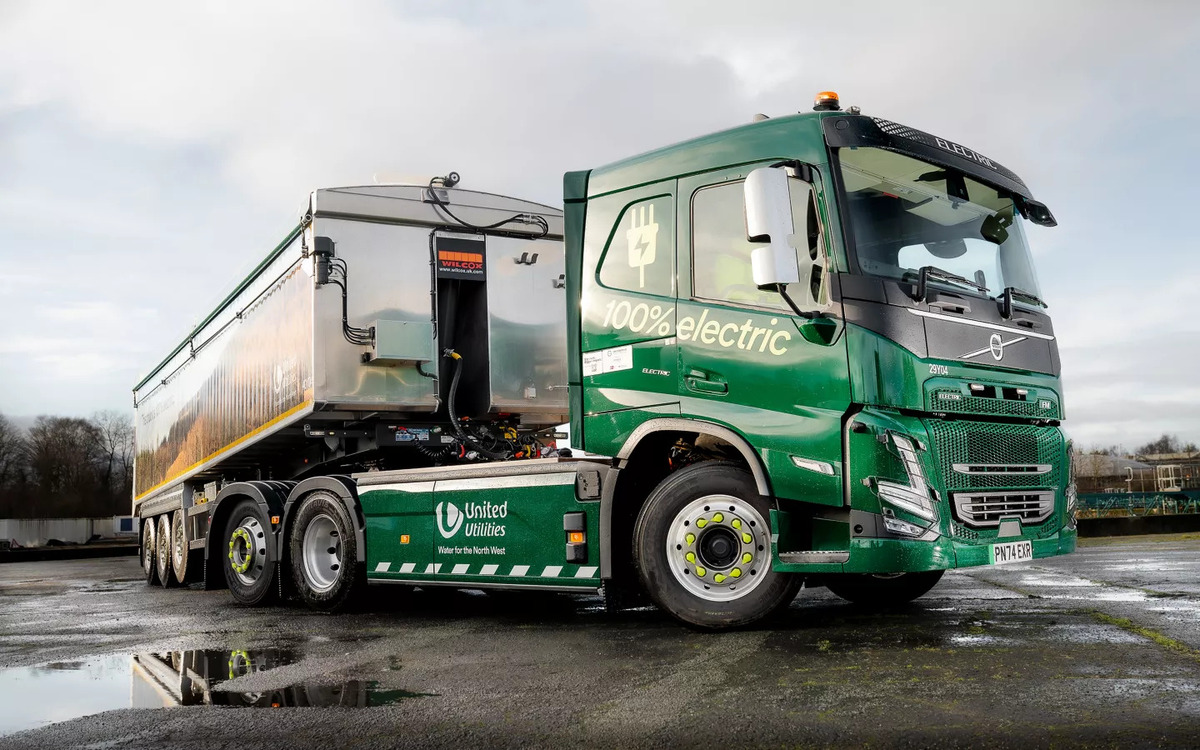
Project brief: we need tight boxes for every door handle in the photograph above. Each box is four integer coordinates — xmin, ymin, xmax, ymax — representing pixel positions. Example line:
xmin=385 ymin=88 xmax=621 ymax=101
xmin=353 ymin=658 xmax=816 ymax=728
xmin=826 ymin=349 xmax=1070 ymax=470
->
xmin=686 ymin=370 xmax=728 ymax=394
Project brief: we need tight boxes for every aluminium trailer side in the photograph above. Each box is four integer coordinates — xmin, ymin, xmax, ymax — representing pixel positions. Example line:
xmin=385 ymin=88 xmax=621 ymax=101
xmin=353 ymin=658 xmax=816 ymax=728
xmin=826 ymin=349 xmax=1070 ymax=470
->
xmin=133 ymin=185 xmax=566 ymax=586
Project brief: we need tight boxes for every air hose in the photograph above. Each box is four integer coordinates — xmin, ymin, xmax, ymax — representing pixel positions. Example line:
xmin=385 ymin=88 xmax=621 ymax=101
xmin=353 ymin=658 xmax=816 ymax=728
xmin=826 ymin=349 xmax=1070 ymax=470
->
xmin=443 ymin=350 xmax=510 ymax=460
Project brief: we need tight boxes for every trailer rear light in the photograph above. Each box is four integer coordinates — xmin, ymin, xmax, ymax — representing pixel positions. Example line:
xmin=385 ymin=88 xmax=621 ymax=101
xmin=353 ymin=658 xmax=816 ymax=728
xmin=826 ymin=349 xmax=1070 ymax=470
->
xmin=568 ymin=531 xmax=585 ymax=544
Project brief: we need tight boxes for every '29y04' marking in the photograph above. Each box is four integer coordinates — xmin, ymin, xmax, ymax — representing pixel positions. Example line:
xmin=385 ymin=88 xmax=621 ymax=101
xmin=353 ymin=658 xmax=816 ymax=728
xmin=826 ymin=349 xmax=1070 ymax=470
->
xmin=601 ymin=300 xmax=793 ymax=356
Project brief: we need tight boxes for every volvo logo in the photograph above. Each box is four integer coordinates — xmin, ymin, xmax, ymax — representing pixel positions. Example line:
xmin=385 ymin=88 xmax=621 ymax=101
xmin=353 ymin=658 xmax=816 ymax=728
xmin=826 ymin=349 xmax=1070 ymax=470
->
xmin=988 ymin=334 xmax=1004 ymax=360
xmin=961 ymin=333 xmax=1027 ymax=362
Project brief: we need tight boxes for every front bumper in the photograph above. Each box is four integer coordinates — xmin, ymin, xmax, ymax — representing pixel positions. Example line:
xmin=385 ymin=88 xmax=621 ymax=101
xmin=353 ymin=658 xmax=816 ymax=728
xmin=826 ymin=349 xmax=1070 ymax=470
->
xmin=773 ymin=526 xmax=1077 ymax=574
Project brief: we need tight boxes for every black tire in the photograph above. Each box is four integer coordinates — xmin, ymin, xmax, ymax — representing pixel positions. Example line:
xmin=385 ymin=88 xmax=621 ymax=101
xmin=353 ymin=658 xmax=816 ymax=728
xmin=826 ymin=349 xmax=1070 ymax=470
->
xmin=289 ymin=491 xmax=363 ymax=612
xmin=633 ymin=462 xmax=801 ymax=630
xmin=142 ymin=517 xmax=159 ymax=586
xmin=156 ymin=515 xmax=177 ymax=588
xmin=222 ymin=498 xmax=277 ymax=606
xmin=825 ymin=570 xmax=945 ymax=606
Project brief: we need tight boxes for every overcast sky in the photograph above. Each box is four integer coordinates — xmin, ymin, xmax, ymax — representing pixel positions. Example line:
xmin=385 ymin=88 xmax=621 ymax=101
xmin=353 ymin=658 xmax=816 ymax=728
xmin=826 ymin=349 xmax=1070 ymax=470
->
xmin=1 ymin=0 xmax=1197 ymax=449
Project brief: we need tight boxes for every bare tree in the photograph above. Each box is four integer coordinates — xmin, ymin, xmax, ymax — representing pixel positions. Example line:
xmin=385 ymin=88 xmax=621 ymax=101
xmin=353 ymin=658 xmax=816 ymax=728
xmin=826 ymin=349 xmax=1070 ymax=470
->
xmin=0 ymin=413 xmax=27 ymax=490
xmin=24 ymin=416 xmax=105 ymax=517
xmin=93 ymin=410 xmax=134 ymax=502
xmin=1136 ymin=434 xmax=1184 ymax=456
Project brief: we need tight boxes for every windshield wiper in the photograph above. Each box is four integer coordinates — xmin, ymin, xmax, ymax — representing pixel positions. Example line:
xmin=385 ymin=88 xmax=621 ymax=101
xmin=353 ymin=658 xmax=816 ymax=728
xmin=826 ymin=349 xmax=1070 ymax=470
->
xmin=1000 ymin=285 xmax=1048 ymax=318
xmin=907 ymin=265 xmax=989 ymax=303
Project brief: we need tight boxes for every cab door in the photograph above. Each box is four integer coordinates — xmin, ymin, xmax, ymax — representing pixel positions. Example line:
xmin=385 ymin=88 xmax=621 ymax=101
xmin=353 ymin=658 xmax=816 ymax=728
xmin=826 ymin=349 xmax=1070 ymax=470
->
xmin=675 ymin=164 xmax=850 ymax=507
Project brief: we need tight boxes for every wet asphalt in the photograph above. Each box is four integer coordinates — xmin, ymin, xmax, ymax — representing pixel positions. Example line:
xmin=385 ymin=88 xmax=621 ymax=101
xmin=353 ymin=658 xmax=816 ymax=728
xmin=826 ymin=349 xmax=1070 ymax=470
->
xmin=1 ymin=535 xmax=1198 ymax=749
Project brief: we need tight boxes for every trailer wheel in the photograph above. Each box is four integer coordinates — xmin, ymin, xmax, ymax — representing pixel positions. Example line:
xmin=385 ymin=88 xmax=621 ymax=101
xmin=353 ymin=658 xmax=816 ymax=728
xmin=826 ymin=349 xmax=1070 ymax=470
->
xmin=289 ymin=491 xmax=362 ymax=612
xmin=170 ymin=510 xmax=191 ymax=585
xmin=222 ymin=499 xmax=277 ymax=605
xmin=824 ymin=570 xmax=945 ymax=606
xmin=155 ymin=515 xmax=177 ymax=588
xmin=633 ymin=462 xmax=801 ymax=630
xmin=142 ymin=517 xmax=159 ymax=586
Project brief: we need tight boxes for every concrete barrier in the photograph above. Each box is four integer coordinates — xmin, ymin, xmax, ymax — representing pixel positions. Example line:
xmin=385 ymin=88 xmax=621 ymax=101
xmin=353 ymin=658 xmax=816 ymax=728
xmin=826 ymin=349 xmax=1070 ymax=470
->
xmin=1078 ymin=513 xmax=1200 ymax=538
xmin=0 ymin=518 xmax=125 ymax=547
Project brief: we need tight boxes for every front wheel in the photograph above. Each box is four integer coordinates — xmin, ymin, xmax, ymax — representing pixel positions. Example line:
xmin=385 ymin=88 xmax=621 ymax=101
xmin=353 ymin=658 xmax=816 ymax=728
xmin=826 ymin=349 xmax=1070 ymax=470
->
xmin=289 ymin=491 xmax=363 ymax=612
xmin=633 ymin=462 xmax=801 ymax=630
xmin=824 ymin=570 xmax=945 ymax=606
xmin=222 ymin=499 xmax=277 ymax=605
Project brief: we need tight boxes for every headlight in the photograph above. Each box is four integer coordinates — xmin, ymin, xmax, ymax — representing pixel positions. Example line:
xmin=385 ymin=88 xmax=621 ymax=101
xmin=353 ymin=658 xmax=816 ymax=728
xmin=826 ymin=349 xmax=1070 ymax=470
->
xmin=875 ymin=434 xmax=938 ymax=522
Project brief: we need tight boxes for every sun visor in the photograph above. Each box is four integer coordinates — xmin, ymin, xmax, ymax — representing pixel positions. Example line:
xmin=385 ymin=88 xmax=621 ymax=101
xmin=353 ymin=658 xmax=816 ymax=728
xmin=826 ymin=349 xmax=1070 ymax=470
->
xmin=823 ymin=115 xmax=1035 ymax=203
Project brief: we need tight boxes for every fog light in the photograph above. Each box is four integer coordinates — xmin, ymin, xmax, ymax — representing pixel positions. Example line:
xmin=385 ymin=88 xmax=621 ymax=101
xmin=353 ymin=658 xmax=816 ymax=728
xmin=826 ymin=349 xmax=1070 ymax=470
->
xmin=882 ymin=513 xmax=928 ymax=538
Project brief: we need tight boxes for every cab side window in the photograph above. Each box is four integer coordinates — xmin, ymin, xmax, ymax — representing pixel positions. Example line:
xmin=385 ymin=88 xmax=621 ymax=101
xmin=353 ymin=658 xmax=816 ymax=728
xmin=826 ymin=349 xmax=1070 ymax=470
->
xmin=691 ymin=178 xmax=827 ymax=309
xmin=598 ymin=195 xmax=674 ymax=298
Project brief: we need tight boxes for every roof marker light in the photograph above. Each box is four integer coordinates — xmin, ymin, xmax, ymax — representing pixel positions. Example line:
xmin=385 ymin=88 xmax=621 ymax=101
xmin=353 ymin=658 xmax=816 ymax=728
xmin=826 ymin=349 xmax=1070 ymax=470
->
xmin=813 ymin=91 xmax=841 ymax=111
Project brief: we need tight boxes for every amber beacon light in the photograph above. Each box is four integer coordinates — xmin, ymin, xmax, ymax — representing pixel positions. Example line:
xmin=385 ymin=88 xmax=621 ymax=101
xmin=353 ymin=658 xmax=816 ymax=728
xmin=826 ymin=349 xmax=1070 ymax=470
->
xmin=813 ymin=91 xmax=841 ymax=111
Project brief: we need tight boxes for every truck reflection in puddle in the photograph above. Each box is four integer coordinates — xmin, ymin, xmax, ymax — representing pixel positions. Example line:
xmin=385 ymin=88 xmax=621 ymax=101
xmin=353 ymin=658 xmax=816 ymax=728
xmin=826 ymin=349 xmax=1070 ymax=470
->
xmin=132 ymin=649 xmax=425 ymax=709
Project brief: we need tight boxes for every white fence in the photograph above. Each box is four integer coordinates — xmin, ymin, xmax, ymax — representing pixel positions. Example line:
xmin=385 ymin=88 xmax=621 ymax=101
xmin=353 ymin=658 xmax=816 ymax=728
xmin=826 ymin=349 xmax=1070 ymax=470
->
xmin=0 ymin=517 xmax=137 ymax=548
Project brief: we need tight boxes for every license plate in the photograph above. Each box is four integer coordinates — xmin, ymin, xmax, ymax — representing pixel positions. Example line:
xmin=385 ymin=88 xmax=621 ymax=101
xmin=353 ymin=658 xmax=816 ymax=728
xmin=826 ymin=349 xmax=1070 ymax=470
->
xmin=990 ymin=540 xmax=1033 ymax=565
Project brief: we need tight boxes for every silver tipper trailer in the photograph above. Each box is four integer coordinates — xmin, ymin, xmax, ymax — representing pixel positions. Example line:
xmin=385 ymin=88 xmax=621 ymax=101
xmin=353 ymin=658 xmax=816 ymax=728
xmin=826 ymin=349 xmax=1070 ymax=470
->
xmin=132 ymin=183 xmax=566 ymax=536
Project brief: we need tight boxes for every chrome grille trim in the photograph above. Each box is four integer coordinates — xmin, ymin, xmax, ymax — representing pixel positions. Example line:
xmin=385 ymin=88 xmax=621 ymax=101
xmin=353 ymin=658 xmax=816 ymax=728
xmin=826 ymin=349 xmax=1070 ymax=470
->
xmin=952 ymin=491 xmax=1055 ymax=527
xmin=952 ymin=463 xmax=1052 ymax=475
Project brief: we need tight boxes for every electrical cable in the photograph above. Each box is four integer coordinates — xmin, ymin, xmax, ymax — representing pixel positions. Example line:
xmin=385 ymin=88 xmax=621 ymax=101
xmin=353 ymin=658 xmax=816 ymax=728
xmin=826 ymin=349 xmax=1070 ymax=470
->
xmin=427 ymin=176 xmax=549 ymax=238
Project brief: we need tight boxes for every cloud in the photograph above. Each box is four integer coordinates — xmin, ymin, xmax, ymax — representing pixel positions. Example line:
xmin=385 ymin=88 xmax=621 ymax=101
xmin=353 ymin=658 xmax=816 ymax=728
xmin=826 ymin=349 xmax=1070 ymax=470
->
xmin=0 ymin=0 xmax=1197 ymax=449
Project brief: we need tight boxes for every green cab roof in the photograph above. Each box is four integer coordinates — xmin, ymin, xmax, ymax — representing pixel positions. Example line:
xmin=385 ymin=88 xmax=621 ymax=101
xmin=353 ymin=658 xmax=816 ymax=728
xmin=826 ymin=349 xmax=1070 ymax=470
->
xmin=585 ymin=111 xmax=834 ymax=197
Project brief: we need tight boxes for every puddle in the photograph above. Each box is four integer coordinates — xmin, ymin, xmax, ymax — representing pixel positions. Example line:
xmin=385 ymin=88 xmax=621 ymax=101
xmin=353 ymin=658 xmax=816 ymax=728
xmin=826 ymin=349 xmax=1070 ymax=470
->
xmin=0 ymin=648 xmax=427 ymax=736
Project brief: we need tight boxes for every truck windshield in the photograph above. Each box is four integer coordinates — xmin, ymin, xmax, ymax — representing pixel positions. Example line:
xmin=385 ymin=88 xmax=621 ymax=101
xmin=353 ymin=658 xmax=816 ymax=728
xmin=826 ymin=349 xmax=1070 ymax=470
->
xmin=836 ymin=147 xmax=1044 ymax=301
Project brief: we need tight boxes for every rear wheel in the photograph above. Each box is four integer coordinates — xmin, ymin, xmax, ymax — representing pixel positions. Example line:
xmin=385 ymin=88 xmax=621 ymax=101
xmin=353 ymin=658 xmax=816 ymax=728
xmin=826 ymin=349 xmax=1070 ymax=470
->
xmin=170 ymin=510 xmax=191 ymax=585
xmin=142 ymin=517 xmax=158 ymax=586
xmin=156 ymin=515 xmax=176 ymax=588
xmin=633 ymin=462 xmax=801 ymax=629
xmin=825 ymin=570 xmax=945 ymax=606
xmin=289 ymin=491 xmax=362 ymax=612
xmin=222 ymin=499 xmax=277 ymax=605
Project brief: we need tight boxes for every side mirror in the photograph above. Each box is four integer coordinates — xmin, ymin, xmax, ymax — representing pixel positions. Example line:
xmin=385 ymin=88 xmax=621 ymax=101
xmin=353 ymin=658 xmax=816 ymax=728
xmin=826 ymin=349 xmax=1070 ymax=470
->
xmin=744 ymin=167 xmax=803 ymax=289
xmin=1020 ymin=198 xmax=1057 ymax=228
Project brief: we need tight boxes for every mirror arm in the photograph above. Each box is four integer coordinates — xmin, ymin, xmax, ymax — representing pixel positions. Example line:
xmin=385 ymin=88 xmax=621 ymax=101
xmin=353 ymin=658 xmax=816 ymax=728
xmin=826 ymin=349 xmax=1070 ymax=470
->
xmin=775 ymin=284 xmax=819 ymax=320
xmin=909 ymin=267 xmax=929 ymax=302
xmin=768 ymin=160 xmax=813 ymax=182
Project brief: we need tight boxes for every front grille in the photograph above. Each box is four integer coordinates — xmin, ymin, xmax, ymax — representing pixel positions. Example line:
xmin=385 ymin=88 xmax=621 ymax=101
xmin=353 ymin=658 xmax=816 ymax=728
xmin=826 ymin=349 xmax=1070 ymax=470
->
xmin=953 ymin=491 xmax=1055 ymax=527
xmin=927 ymin=420 xmax=1064 ymax=491
xmin=929 ymin=390 xmax=1061 ymax=419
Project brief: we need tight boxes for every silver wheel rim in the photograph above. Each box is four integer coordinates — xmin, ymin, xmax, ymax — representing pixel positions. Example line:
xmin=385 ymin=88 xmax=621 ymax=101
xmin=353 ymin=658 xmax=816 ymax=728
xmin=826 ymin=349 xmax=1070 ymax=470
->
xmin=228 ymin=515 xmax=267 ymax=587
xmin=665 ymin=494 xmax=771 ymax=602
xmin=301 ymin=513 xmax=342 ymax=593
xmin=142 ymin=522 xmax=154 ymax=573
xmin=172 ymin=514 xmax=185 ymax=571
xmin=157 ymin=517 xmax=171 ymax=573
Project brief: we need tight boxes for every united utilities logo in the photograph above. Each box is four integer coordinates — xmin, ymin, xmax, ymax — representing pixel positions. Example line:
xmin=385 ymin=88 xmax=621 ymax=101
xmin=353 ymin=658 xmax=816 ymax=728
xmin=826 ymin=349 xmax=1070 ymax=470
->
xmin=435 ymin=500 xmax=508 ymax=539
xmin=435 ymin=501 xmax=464 ymax=539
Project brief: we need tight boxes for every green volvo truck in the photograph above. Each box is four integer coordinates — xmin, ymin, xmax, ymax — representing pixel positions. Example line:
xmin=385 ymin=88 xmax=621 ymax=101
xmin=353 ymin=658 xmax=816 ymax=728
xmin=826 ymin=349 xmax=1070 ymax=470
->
xmin=134 ymin=92 xmax=1075 ymax=629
